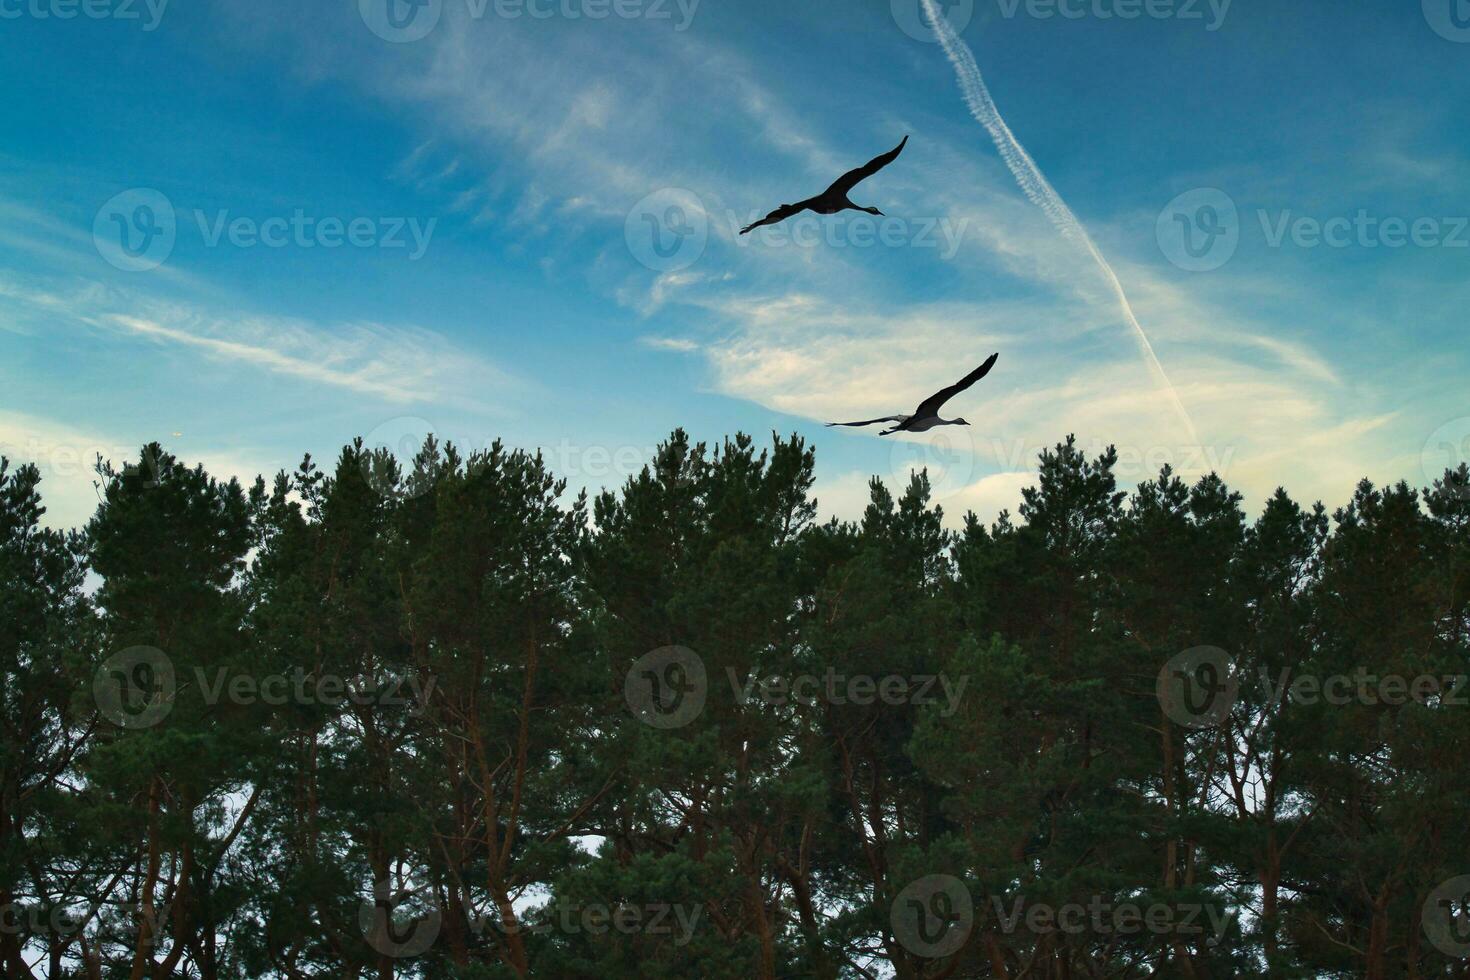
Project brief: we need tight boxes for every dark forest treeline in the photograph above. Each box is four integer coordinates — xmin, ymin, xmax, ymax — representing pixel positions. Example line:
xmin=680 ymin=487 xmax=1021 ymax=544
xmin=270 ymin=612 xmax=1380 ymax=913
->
xmin=2 ymin=430 xmax=1469 ymax=979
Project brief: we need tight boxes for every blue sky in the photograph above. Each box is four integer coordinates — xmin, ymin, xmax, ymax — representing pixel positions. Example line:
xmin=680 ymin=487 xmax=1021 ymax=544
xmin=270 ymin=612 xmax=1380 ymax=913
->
xmin=2 ymin=0 xmax=1468 ymax=529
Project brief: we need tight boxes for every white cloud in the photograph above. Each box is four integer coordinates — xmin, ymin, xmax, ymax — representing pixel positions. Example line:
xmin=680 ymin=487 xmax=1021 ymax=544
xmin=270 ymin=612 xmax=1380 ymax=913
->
xmin=640 ymin=336 xmax=700 ymax=352
xmin=99 ymin=312 xmax=504 ymax=406
xmin=674 ymin=289 xmax=1403 ymax=517
xmin=0 ymin=270 xmax=520 ymax=411
xmin=0 ymin=410 xmax=275 ymax=531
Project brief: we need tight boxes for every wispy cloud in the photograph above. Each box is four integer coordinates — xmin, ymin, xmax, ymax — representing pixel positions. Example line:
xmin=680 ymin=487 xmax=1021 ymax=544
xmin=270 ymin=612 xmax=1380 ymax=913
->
xmin=0 ymin=269 xmax=522 ymax=412
xmin=640 ymin=336 xmax=700 ymax=352
xmin=664 ymin=288 xmax=1403 ymax=515
xmin=100 ymin=312 xmax=494 ymax=405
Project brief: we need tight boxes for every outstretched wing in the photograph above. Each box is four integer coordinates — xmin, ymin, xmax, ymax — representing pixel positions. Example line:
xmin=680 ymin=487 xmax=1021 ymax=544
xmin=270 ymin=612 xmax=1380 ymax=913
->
xmin=825 ymin=415 xmax=909 ymax=428
xmin=740 ymin=201 xmax=809 ymax=235
xmin=914 ymin=353 xmax=999 ymax=418
xmin=824 ymin=135 xmax=908 ymax=198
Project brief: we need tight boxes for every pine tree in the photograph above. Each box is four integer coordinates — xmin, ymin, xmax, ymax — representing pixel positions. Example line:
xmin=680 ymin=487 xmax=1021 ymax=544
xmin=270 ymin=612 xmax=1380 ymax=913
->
xmin=0 ymin=430 xmax=1461 ymax=979
xmin=0 ymin=459 xmax=95 ymax=978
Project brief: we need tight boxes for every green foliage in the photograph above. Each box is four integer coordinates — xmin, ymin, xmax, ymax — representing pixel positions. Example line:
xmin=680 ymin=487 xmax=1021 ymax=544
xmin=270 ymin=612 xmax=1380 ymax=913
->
xmin=0 ymin=434 xmax=1464 ymax=979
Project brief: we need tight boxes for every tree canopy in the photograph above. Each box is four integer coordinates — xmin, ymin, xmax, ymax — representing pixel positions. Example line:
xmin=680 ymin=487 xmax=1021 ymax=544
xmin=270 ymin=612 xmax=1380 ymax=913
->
xmin=2 ymin=433 xmax=1468 ymax=979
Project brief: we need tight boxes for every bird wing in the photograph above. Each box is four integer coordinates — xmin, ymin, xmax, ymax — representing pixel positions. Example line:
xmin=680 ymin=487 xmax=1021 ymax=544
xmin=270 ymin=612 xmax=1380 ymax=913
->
xmin=825 ymin=415 xmax=909 ymax=428
xmin=823 ymin=135 xmax=908 ymax=198
xmin=740 ymin=201 xmax=809 ymax=235
xmin=913 ymin=353 xmax=1000 ymax=418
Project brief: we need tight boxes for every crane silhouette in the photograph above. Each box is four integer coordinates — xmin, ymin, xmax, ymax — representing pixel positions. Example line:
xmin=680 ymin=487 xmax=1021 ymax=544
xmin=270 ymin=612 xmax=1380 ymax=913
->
xmin=826 ymin=354 xmax=999 ymax=436
xmin=740 ymin=136 xmax=908 ymax=235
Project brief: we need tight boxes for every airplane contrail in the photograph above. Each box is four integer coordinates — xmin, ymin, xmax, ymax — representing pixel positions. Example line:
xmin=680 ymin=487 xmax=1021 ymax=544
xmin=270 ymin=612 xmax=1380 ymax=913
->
xmin=917 ymin=0 xmax=1198 ymax=444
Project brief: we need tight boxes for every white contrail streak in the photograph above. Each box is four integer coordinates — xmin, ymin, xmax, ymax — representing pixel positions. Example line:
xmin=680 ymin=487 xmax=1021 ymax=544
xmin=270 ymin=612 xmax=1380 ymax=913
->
xmin=918 ymin=0 xmax=1198 ymax=443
